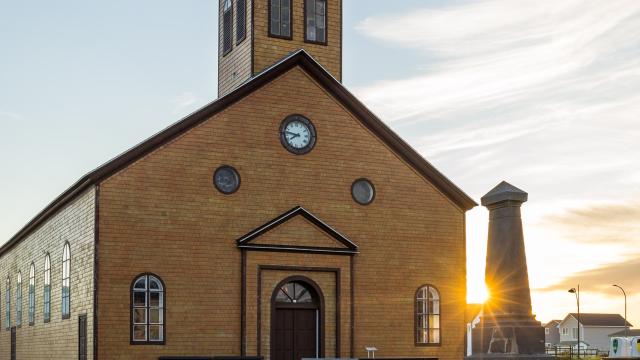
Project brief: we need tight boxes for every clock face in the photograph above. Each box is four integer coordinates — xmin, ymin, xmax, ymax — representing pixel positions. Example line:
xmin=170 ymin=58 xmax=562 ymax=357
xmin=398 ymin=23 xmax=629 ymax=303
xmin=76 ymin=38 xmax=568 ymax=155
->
xmin=280 ymin=115 xmax=316 ymax=154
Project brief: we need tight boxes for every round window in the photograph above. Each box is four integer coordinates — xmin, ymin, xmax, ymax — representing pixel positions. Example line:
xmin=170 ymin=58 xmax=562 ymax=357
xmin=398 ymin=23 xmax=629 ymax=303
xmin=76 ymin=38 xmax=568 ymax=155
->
xmin=214 ymin=165 xmax=241 ymax=194
xmin=351 ymin=178 xmax=375 ymax=205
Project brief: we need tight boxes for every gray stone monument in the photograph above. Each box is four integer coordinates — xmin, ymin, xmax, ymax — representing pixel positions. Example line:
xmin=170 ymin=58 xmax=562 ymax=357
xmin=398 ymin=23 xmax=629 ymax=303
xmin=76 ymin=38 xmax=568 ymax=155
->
xmin=467 ymin=181 xmax=550 ymax=360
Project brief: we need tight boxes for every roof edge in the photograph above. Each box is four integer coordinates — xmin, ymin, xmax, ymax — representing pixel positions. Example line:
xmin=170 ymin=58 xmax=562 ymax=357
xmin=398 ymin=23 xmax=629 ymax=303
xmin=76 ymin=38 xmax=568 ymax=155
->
xmin=2 ymin=49 xmax=476 ymax=257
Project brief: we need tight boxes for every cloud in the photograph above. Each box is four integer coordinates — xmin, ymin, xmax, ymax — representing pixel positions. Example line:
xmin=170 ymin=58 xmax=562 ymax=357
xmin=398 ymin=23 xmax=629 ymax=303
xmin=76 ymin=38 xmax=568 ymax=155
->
xmin=541 ymin=201 xmax=640 ymax=246
xmin=171 ymin=92 xmax=203 ymax=115
xmin=353 ymin=1 xmax=640 ymax=324
xmin=540 ymin=256 xmax=640 ymax=293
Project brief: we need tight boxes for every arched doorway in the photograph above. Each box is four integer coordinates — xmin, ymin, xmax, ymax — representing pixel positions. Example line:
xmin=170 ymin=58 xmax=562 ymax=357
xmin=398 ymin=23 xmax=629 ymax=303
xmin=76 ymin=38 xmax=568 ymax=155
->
xmin=271 ymin=276 xmax=324 ymax=360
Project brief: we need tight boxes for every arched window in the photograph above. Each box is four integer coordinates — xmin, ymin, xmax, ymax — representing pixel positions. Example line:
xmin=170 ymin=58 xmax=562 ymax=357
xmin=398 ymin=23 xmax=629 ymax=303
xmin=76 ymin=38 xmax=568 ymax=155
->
xmin=131 ymin=274 xmax=165 ymax=344
xmin=28 ymin=263 xmax=35 ymax=326
xmin=16 ymin=272 xmax=22 ymax=327
xmin=305 ymin=0 xmax=327 ymax=44
xmin=5 ymin=277 xmax=10 ymax=329
xmin=415 ymin=285 xmax=440 ymax=345
xmin=43 ymin=253 xmax=51 ymax=323
xmin=62 ymin=243 xmax=70 ymax=319
xmin=270 ymin=0 xmax=292 ymax=39
xmin=222 ymin=0 xmax=233 ymax=54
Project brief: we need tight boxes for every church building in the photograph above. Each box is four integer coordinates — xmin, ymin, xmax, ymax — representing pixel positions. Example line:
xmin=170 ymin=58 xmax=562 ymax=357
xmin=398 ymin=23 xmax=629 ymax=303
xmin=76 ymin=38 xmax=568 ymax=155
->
xmin=0 ymin=1 xmax=477 ymax=359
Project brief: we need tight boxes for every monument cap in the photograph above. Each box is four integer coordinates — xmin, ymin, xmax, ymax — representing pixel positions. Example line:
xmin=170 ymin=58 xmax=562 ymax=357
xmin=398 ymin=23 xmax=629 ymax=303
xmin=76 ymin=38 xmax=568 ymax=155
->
xmin=481 ymin=181 xmax=528 ymax=206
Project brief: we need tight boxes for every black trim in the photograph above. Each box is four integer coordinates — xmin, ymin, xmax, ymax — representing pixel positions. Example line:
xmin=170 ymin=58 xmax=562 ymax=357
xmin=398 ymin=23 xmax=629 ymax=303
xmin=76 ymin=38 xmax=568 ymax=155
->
xmin=304 ymin=0 xmax=328 ymax=45
xmin=2 ymin=49 xmax=476 ymax=259
xmin=236 ymin=206 xmax=358 ymax=254
xmin=130 ymin=273 xmax=166 ymax=345
xmin=268 ymin=0 xmax=293 ymax=40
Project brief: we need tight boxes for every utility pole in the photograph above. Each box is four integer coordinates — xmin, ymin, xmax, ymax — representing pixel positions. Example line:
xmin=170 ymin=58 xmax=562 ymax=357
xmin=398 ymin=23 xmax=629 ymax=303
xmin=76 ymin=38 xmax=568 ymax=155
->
xmin=613 ymin=285 xmax=628 ymax=338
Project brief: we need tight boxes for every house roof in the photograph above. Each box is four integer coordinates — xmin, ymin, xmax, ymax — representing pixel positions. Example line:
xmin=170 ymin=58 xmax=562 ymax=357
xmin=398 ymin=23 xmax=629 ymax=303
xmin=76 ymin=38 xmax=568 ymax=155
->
xmin=567 ymin=313 xmax=633 ymax=327
xmin=545 ymin=320 xmax=561 ymax=327
xmin=609 ymin=329 xmax=640 ymax=337
xmin=1 ymin=49 xmax=477 ymax=257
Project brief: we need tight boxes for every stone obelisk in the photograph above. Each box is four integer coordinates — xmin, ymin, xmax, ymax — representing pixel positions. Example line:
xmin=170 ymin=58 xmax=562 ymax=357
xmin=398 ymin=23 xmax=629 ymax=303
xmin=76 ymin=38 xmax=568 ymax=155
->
xmin=468 ymin=181 xmax=548 ymax=359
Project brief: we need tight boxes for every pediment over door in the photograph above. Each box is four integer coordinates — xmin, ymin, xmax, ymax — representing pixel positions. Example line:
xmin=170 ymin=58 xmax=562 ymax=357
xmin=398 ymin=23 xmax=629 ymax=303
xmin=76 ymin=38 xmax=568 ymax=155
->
xmin=236 ymin=206 xmax=358 ymax=255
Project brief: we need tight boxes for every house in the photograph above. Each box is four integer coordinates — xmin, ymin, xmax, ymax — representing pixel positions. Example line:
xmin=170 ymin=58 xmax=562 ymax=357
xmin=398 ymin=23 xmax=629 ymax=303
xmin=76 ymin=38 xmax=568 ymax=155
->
xmin=559 ymin=313 xmax=633 ymax=351
xmin=0 ymin=0 xmax=478 ymax=359
xmin=544 ymin=320 xmax=561 ymax=347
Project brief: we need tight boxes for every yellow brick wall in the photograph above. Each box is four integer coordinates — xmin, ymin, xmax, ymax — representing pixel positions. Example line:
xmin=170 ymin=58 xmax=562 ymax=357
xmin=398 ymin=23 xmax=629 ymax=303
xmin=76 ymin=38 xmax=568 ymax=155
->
xmin=0 ymin=188 xmax=95 ymax=359
xmin=98 ymin=65 xmax=465 ymax=359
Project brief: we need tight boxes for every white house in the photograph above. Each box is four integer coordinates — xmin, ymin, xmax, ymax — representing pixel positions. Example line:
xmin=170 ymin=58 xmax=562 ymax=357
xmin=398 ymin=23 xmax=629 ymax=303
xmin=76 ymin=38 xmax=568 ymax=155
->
xmin=559 ymin=313 xmax=632 ymax=351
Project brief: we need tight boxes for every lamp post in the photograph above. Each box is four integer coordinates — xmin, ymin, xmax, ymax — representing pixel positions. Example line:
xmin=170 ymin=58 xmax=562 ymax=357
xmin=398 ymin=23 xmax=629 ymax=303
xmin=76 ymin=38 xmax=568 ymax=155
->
xmin=569 ymin=286 xmax=580 ymax=359
xmin=612 ymin=284 xmax=628 ymax=338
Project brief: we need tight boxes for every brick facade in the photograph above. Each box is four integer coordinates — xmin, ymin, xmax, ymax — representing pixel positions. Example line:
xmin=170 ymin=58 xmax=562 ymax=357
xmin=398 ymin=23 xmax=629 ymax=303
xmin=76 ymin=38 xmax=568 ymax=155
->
xmin=97 ymin=66 xmax=466 ymax=359
xmin=0 ymin=188 xmax=95 ymax=359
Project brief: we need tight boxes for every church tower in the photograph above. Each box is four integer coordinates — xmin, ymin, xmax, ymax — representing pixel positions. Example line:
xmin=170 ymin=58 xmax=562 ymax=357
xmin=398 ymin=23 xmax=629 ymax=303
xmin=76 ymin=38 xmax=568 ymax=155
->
xmin=218 ymin=0 xmax=342 ymax=97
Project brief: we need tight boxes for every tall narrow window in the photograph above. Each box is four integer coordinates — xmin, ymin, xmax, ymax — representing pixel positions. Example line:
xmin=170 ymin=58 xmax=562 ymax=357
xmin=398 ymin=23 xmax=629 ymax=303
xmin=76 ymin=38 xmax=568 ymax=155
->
xmin=416 ymin=285 xmax=440 ymax=345
xmin=28 ymin=263 xmax=35 ymax=326
xmin=15 ymin=272 xmax=21 ymax=327
xmin=305 ymin=0 xmax=327 ymax=44
xmin=131 ymin=274 xmax=165 ymax=344
xmin=43 ymin=253 xmax=51 ymax=323
xmin=62 ymin=243 xmax=70 ymax=319
xmin=223 ymin=0 xmax=233 ymax=54
xmin=236 ymin=0 xmax=247 ymax=44
xmin=5 ymin=277 xmax=10 ymax=329
xmin=270 ymin=0 xmax=292 ymax=38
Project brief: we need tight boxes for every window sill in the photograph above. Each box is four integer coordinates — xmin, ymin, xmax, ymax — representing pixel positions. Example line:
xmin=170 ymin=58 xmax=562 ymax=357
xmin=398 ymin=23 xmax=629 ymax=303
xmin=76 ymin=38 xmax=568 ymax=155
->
xmin=268 ymin=33 xmax=293 ymax=41
xmin=304 ymin=39 xmax=328 ymax=46
xmin=130 ymin=340 xmax=166 ymax=346
xmin=415 ymin=342 xmax=442 ymax=347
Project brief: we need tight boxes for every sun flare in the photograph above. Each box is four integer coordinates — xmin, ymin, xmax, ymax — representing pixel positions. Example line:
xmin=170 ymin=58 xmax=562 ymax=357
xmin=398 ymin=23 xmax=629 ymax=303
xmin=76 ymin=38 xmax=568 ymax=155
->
xmin=468 ymin=283 xmax=490 ymax=304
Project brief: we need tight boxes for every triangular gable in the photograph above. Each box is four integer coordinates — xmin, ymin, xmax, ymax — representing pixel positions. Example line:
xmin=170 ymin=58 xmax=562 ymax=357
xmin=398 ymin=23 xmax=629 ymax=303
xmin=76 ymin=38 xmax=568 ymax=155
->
xmin=237 ymin=206 xmax=358 ymax=255
xmin=4 ymin=49 xmax=476 ymax=256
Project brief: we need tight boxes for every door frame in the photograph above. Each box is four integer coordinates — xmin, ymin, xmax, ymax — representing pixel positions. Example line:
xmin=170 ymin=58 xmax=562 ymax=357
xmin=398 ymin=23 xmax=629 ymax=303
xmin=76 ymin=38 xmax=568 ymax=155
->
xmin=270 ymin=275 xmax=325 ymax=360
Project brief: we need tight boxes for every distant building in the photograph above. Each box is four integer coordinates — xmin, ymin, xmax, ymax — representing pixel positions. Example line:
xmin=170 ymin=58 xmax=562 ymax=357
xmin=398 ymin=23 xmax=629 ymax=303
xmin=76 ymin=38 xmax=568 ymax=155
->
xmin=608 ymin=329 xmax=640 ymax=337
xmin=558 ymin=313 xmax=633 ymax=351
xmin=544 ymin=320 xmax=561 ymax=347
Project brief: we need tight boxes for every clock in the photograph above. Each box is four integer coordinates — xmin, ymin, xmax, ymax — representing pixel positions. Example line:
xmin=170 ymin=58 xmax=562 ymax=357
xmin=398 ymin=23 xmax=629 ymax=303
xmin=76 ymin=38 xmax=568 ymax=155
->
xmin=213 ymin=165 xmax=241 ymax=194
xmin=280 ymin=115 xmax=316 ymax=155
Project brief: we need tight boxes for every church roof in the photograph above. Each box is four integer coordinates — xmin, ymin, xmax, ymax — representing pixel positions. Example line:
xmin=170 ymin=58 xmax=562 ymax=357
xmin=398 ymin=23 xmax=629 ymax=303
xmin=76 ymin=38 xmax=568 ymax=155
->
xmin=2 ymin=49 xmax=477 ymax=256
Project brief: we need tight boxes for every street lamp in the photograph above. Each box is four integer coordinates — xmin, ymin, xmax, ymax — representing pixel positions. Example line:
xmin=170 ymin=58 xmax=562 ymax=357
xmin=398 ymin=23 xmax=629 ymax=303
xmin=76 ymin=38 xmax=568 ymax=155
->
xmin=612 ymin=284 xmax=628 ymax=338
xmin=569 ymin=286 xmax=580 ymax=359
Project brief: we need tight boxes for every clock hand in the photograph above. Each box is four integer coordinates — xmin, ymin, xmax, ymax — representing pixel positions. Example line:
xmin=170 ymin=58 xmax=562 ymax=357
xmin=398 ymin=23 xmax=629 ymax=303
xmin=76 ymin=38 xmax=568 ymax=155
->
xmin=285 ymin=131 xmax=301 ymax=138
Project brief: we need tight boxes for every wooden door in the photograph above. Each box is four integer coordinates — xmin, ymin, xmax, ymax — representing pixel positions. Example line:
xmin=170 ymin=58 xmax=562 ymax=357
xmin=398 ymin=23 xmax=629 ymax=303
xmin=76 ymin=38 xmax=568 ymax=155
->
xmin=272 ymin=308 xmax=317 ymax=360
xmin=10 ymin=326 xmax=16 ymax=360
xmin=78 ymin=314 xmax=87 ymax=360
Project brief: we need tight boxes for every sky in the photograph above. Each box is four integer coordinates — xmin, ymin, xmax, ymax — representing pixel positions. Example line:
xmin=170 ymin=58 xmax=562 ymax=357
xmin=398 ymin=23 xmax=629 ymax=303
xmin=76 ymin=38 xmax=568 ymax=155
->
xmin=2 ymin=1 xmax=640 ymax=327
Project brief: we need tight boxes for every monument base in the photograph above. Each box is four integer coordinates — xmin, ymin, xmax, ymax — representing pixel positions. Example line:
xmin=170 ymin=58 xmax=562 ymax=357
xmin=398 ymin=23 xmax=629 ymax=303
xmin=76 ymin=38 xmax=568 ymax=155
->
xmin=466 ymin=354 xmax=553 ymax=360
xmin=471 ymin=314 xmax=546 ymax=355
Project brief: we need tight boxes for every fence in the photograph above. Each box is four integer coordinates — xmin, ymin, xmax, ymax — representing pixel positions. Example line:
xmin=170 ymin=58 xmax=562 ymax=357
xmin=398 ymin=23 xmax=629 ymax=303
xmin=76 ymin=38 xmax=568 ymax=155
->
xmin=545 ymin=346 xmax=604 ymax=358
